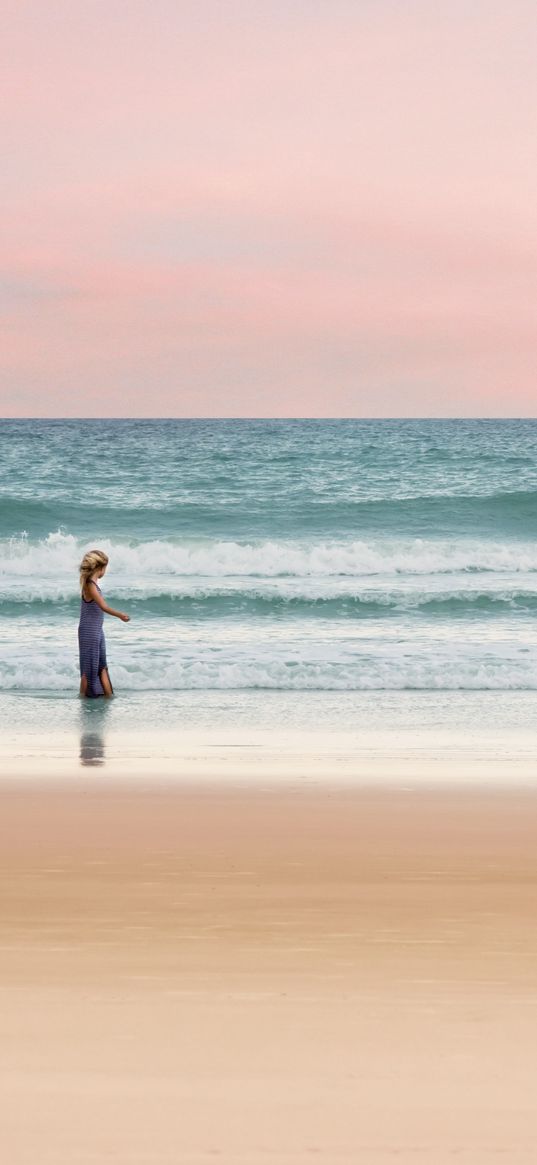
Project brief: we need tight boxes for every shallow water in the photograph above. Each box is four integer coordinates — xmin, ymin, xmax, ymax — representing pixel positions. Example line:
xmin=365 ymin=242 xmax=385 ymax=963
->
xmin=2 ymin=690 xmax=537 ymax=775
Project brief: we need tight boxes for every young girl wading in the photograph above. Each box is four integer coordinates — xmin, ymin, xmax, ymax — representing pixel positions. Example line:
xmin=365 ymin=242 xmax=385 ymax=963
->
xmin=78 ymin=550 xmax=130 ymax=698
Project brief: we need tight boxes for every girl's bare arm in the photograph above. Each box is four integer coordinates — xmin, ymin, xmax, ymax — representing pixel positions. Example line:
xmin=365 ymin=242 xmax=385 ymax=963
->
xmin=86 ymin=581 xmax=130 ymax=621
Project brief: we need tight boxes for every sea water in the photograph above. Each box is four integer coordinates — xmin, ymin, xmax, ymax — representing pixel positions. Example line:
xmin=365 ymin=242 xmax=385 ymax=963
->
xmin=1 ymin=418 xmax=537 ymax=751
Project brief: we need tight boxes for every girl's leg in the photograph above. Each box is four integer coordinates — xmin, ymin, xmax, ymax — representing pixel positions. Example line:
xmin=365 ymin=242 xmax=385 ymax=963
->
xmin=97 ymin=633 xmax=112 ymax=697
xmin=79 ymin=674 xmax=88 ymax=697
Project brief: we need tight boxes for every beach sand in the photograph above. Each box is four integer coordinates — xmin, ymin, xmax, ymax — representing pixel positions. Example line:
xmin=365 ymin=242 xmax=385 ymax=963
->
xmin=1 ymin=776 xmax=537 ymax=1163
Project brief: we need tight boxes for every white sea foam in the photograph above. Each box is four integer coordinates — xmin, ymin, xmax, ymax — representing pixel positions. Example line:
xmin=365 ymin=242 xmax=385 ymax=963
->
xmin=3 ymin=530 xmax=537 ymax=589
xmin=2 ymin=630 xmax=537 ymax=692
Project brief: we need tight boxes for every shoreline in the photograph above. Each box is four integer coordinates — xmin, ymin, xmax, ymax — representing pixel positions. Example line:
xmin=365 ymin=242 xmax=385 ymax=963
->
xmin=3 ymin=737 xmax=537 ymax=786
xmin=2 ymin=689 xmax=537 ymax=785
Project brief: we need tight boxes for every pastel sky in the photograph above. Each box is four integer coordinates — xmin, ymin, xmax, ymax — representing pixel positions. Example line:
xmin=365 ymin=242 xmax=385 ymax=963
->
xmin=2 ymin=0 xmax=536 ymax=417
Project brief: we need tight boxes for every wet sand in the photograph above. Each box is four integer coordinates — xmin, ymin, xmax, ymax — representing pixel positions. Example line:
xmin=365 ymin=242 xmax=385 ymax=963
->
xmin=1 ymin=777 xmax=537 ymax=1163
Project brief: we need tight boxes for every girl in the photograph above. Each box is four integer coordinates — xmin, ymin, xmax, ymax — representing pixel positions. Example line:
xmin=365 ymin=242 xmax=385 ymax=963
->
xmin=78 ymin=549 xmax=130 ymax=698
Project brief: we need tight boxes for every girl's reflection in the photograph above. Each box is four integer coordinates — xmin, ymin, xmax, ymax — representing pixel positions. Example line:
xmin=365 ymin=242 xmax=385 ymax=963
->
xmin=79 ymin=730 xmax=106 ymax=767
xmin=79 ymin=702 xmax=109 ymax=767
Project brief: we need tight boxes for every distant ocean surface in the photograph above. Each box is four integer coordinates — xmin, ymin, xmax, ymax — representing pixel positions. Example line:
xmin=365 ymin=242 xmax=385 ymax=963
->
xmin=2 ymin=418 xmax=537 ymax=695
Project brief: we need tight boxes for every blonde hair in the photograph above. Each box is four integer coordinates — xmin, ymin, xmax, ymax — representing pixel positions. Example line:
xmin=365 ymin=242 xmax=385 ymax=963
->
xmin=79 ymin=549 xmax=109 ymax=592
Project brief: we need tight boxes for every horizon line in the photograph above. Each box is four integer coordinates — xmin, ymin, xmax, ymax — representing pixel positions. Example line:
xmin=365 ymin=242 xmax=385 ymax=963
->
xmin=2 ymin=415 xmax=537 ymax=424
xmin=1 ymin=414 xmax=535 ymax=424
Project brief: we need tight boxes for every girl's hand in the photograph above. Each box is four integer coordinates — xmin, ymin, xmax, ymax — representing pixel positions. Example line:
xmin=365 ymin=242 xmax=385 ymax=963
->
xmin=119 ymin=612 xmax=130 ymax=622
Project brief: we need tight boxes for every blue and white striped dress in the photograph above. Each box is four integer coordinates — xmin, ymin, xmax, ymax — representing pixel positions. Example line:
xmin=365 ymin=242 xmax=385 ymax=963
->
xmin=78 ymin=582 xmax=111 ymax=697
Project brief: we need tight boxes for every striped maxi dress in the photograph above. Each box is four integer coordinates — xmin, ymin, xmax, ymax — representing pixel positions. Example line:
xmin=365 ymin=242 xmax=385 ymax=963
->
xmin=78 ymin=582 xmax=112 ymax=697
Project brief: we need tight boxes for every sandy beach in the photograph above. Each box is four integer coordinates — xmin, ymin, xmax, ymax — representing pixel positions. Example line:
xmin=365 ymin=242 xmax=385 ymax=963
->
xmin=2 ymin=774 xmax=537 ymax=1163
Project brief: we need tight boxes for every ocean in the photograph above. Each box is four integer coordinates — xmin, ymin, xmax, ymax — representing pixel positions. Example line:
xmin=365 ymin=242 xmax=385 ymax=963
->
xmin=1 ymin=417 xmax=537 ymax=754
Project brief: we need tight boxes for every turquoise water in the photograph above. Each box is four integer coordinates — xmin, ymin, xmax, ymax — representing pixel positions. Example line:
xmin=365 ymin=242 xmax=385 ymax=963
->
xmin=2 ymin=418 xmax=537 ymax=695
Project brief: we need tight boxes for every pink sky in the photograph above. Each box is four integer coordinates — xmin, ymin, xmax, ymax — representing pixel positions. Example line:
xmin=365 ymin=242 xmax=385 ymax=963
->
xmin=2 ymin=0 xmax=536 ymax=417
